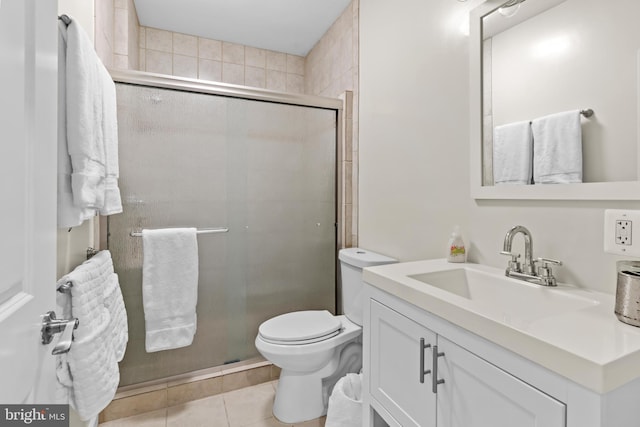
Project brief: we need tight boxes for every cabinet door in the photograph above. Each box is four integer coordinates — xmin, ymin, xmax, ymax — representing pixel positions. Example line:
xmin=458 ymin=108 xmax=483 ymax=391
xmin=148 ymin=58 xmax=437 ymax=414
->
xmin=436 ymin=336 xmax=566 ymax=427
xmin=370 ymin=300 xmax=437 ymax=427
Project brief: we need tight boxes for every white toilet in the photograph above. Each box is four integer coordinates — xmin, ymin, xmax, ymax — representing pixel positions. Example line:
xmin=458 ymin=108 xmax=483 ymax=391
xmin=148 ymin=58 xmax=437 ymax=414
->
xmin=255 ymin=248 xmax=397 ymax=424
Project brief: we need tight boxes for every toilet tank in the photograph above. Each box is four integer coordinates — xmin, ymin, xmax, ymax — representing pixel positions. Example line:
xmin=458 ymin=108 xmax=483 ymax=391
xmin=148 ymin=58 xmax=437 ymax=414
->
xmin=339 ymin=248 xmax=397 ymax=326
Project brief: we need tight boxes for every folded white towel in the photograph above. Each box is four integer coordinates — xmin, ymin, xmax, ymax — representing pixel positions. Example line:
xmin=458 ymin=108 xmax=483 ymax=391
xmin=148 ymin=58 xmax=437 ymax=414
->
xmin=102 ymin=258 xmax=128 ymax=362
xmin=532 ymin=110 xmax=583 ymax=184
xmin=492 ymin=121 xmax=533 ymax=185
xmin=59 ymin=15 xmax=122 ymax=223
xmin=142 ymin=228 xmax=199 ymax=352
xmin=55 ymin=250 xmax=127 ymax=421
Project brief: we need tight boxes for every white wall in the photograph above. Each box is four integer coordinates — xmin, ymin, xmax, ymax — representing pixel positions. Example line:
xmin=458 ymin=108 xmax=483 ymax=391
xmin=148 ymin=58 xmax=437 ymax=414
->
xmin=359 ymin=0 xmax=472 ymax=262
xmin=58 ymin=0 xmax=93 ymax=42
xmin=359 ymin=0 xmax=640 ymax=294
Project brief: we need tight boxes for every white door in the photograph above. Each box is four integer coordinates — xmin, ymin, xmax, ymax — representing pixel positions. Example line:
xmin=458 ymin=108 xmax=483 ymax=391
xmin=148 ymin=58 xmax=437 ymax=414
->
xmin=436 ymin=336 xmax=566 ymax=427
xmin=0 ymin=0 xmax=59 ymax=404
xmin=370 ymin=300 xmax=437 ymax=427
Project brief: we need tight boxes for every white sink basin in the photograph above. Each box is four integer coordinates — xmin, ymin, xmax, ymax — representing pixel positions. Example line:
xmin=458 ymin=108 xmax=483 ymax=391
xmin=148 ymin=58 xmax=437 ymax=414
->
xmin=408 ymin=266 xmax=598 ymax=324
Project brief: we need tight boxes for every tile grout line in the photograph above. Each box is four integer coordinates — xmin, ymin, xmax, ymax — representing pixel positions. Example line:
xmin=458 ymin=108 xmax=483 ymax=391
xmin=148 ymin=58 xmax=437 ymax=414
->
xmin=222 ymin=392 xmax=231 ymax=427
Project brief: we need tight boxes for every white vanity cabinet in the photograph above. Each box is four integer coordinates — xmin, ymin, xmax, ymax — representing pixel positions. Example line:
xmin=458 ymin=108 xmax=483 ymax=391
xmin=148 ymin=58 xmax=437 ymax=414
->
xmin=362 ymin=259 xmax=640 ymax=427
xmin=436 ymin=336 xmax=565 ymax=427
xmin=369 ymin=300 xmax=437 ymax=427
xmin=367 ymin=297 xmax=565 ymax=427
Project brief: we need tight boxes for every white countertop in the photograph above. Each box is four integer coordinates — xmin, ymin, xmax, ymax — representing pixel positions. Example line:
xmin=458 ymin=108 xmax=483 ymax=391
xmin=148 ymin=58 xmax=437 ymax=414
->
xmin=363 ymin=259 xmax=640 ymax=394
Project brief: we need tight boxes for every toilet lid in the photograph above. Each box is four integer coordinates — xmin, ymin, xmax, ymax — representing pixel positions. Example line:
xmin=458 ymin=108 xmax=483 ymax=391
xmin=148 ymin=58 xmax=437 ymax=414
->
xmin=259 ymin=310 xmax=342 ymax=344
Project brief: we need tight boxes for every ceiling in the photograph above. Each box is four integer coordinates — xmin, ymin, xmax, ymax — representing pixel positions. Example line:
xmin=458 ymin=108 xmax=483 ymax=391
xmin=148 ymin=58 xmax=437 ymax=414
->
xmin=133 ymin=0 xmax=352 ymax=57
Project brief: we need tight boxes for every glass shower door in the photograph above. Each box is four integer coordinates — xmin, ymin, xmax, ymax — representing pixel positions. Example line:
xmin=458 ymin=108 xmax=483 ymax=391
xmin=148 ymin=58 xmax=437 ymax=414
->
xmin=110 ymin=82 xmax=337 ymax=386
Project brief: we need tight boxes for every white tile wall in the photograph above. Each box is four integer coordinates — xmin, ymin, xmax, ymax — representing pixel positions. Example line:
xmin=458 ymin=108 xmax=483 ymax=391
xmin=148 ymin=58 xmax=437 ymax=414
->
xmin=139 ymin=27 xmax=306 ymax=94
xmin=304 ymin=0 xmax=359 ymax=247
xmin=198 ymin=38 xmax=222 ymax=61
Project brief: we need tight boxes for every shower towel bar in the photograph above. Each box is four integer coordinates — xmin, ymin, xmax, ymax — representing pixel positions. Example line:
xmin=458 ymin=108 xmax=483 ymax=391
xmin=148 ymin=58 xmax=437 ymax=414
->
xmin=129 ymin=227 xmax=229 ymax=237
xmin=580 ymin=109 xmax=594 ymax=118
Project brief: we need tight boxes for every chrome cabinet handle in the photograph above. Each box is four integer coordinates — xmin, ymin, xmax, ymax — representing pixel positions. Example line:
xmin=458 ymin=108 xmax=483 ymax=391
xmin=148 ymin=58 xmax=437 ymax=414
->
xmin=41 ymin=311 xmax=79 ymax=355
xmin=432 ymin=345 xmax=445 ymax=393
xmin=420 ymin=338 xmax=432 ymax=384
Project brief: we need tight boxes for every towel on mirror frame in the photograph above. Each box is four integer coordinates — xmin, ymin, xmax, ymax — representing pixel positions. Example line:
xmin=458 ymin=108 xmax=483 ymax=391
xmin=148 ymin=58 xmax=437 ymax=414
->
xmin=493 ymin=120 xmax=533 ymax=185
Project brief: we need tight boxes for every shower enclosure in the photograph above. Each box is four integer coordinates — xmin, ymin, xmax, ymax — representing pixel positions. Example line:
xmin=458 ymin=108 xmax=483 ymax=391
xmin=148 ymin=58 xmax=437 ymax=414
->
xmin=107 ymin=71 xmax=340 ymax=386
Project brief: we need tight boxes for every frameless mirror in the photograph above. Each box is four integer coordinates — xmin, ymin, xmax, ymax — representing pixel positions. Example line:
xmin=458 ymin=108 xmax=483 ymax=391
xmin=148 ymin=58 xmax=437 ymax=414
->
xmin=469 ymin=0 xmax=640 ymax=199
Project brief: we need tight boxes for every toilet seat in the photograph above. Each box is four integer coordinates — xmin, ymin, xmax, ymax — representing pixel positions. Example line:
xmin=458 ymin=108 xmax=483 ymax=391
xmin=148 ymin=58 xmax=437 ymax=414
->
xmin=258 ymin=310 xmax=342 ymax=345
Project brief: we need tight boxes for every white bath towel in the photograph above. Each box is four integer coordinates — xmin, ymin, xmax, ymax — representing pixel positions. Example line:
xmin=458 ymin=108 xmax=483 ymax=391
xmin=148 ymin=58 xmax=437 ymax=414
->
xmin=55 ymin=250 xmax=128 ymax=421
xmin=57 ymin=19 xmax=95 ymax=227
xmin=98 ymin=68 xmax=122 ymax=216
xmin=102 ymin=264 xmax=128 ymax=361
xmin=59 ymin=15 xmax=122 ymax=225
xmin=492 ymin=121 xmax=533 ymax=185
xmin=142 ymin=228 xmax=199 ymax=352
xmin=531 ymin=110 xmax=583 ymax=184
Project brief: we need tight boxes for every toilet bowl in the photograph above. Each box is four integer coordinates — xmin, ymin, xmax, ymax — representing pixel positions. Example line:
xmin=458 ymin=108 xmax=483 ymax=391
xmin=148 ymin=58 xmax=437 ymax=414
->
xmin=255 ymin=248 xmax=397 ymax=424
xmin=255 ymin=311 xmax=362 ymax=423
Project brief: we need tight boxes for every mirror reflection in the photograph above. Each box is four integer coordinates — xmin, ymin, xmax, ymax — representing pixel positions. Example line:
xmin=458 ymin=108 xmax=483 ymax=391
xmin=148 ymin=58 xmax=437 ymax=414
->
xmin=481 ymin=0 xmax=640 ymax=187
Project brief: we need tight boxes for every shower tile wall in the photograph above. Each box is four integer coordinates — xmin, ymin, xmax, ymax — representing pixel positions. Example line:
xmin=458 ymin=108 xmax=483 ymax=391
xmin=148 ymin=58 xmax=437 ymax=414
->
xmin=305 ymin=0 xmax=359 ymax=247
xmin=94 ymin=0 xmax=140 ymax=71
xmin=93 ymin=0 xmax=360 ymax=250
xmin=139 ymin=27 xmax=306 ymax=93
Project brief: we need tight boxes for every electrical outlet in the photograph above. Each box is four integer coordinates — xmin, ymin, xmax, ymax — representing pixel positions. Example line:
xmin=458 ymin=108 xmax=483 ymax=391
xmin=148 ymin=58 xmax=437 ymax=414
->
xmin=616 ymin=220 xmax=632 ymax=245
xmin=605 ymin=210 xmax=640 ymax=256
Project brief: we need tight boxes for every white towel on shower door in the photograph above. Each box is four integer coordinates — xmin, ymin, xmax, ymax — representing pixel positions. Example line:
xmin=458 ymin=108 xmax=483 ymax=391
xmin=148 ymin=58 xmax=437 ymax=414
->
xmin=142 ymin=228 xmax=199 ymax=352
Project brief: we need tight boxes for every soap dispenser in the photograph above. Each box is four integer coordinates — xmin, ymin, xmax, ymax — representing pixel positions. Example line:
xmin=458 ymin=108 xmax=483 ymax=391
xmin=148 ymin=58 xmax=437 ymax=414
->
xmin=447 ymin=226 xmax=466 ymax=263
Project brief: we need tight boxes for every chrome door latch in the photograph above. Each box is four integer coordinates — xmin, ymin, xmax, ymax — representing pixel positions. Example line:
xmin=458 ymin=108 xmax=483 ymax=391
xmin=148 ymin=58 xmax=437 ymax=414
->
xmin=41 ymin=311 xmax=79 ymax=355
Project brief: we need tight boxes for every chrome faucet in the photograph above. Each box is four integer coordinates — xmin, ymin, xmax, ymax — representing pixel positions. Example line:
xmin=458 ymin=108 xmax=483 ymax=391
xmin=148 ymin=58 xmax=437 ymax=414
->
xmin=500 ymin=225 xmax=562 ymax=287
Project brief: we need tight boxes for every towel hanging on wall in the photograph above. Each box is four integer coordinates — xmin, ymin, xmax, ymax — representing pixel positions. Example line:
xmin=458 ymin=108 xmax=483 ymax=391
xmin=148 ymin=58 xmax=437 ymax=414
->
xmin=57 ymin=14 xmax=122 ymax=228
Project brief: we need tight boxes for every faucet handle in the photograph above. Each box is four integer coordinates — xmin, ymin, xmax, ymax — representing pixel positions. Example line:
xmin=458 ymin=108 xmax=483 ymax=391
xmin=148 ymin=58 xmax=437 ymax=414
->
xmin=534 ymin=258 xmax=562 ymax=286
xmin=500 ymin=251 xmax=521 ymax=273
xmin=500 ymin=251 xmax=520 ymax=260
xmin=535 ymin=257 xmax=562 ymax=266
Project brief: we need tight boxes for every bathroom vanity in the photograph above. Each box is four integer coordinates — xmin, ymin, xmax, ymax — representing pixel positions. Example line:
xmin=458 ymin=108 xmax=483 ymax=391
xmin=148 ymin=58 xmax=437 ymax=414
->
xmin=362 ymin=260 xmax=640 ymax=427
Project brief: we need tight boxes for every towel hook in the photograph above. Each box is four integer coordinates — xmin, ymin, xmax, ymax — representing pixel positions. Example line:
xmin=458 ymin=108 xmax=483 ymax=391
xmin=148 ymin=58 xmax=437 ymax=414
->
xmin=58 ymin=14 xmax=71 ymax=26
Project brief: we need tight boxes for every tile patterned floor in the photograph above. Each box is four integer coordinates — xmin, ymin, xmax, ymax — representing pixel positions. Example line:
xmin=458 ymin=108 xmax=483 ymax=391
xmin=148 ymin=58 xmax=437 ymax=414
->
xmin=99 ymin=381 xmax=326 ymax=427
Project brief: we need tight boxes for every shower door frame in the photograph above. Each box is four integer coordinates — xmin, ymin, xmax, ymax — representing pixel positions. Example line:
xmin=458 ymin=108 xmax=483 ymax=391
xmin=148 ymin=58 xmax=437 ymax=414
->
xmin=107 ymin=68 xmax=345 ymax=321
